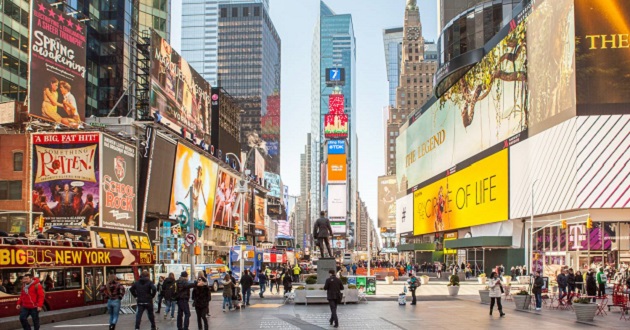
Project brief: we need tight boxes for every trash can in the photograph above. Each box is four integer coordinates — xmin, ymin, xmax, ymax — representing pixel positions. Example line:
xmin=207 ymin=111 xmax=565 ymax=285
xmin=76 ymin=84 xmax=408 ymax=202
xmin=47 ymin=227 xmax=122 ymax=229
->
xmin=385 ymin=276 xmax=394 ymax=284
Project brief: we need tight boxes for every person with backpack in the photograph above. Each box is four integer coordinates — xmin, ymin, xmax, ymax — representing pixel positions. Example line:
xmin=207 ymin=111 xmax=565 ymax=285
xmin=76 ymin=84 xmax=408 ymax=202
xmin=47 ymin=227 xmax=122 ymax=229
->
xmin=155 ymin=276 xmax=165 ymax=314
xmin=407 ymin=274 xmax=419 ymax=305
xmin=161 ymin=273 xmax=177 ymax=320
xmin=596 ymin=267 xmax=607 ymax=297
xmin=222 ymin=273 xmax=235 ymax=312
xmin=192 ymin=277 xmax=211 ymax=330
xmin=99 ymin=274 xmax=125 ymax=330
xmin=16 ymin=273 xmax=44 ymax=330
xmin=129 ymin=270 xmax=157 ymax=330
xmin=175 ymin=272 xmax=196 ymax=330
xmin=282 ymin=270 xmax=293 ymax=295
xmin=240 ymin=270 xmax=254 ymax=306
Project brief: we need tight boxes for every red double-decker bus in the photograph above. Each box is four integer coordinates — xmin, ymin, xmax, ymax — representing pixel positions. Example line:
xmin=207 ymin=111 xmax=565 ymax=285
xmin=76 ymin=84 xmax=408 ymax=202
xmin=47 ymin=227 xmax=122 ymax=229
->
xmin=0 ymin=226 xmax=154 ymax=317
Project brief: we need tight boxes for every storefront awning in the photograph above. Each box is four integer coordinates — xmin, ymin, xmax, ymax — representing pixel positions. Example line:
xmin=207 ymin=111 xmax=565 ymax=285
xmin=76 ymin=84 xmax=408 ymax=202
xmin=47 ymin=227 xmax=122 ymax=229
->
xmin=397 ymin=243 xmax=436 ymax=252
xmin=444 ymin=236 xmax=512 ymax=249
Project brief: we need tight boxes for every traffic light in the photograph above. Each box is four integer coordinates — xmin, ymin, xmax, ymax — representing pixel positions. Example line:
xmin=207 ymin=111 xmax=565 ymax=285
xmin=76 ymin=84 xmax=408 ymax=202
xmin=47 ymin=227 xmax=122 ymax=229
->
xmin=561 ymin=220 xmax=567 ymax=229
xmin=234 ymin=223 xmax=239 ymax=234
xmin=586 ymin=217 xmax=593 ymax=229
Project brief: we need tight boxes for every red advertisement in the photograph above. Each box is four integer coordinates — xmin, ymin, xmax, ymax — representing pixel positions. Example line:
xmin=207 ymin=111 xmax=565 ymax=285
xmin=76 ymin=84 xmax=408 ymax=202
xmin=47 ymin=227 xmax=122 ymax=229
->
xmin=328 ymin=94 xmax=344 ymax=115
xmin=324 ymin=114 xmax=348 ymax=139
xmin=0 ymin=246 xmax=153 ymax=267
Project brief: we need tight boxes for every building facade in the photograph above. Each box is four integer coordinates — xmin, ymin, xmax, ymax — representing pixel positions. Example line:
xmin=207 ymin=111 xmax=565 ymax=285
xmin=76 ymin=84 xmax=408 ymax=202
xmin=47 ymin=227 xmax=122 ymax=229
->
xmin=139 ymin=0 xmax=170 ymax=41
xmin=0 ymin=0 xmax=29 ymax=103
xmin=297 ymin=133 xmax=312 ymax=252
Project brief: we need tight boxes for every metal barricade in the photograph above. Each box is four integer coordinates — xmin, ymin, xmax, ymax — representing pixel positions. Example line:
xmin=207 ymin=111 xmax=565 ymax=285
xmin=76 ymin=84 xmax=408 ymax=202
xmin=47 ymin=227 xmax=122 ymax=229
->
xmin=119 ymin=285 xmax=136 ymax=314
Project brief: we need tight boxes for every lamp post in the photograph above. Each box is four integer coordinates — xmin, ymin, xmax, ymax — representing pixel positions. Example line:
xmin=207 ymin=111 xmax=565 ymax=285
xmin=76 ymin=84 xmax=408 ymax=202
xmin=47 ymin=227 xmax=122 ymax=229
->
xmin=529 ymin=179 xmax=539 ymax=280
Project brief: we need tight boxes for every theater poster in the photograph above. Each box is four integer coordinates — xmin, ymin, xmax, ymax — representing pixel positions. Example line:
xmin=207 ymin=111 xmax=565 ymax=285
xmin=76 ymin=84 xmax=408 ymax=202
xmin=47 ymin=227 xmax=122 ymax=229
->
xmin=31 ymin=133 xmax=100 ymax=231
xmin=28 ymin=0 xmax=87 ymax=125
xmin=101 ymin=135 xmax=137 ymax=230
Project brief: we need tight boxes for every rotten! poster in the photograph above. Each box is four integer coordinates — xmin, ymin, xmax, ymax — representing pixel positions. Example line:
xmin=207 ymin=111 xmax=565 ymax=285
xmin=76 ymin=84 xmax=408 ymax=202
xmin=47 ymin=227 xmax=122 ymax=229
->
xmin=31 ymin=133 xmax=99 ymax=231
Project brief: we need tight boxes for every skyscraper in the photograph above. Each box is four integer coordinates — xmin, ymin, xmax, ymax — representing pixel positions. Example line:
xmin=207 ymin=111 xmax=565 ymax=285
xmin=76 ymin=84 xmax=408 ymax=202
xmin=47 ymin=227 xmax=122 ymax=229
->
xmin=311 ymin=1 xmax=357 ymax=247
xmin=298 ymin=133 xmax=312 ymax=251
xmin=0 ymin=0 xmax=29 ymax=103
xmin=385 ymin=0 xmax=437 ymax=175
xmin=383 ymin=27 xmax=403 ymax=108
xmin=139 ymin=0 xmax=171 ymax=42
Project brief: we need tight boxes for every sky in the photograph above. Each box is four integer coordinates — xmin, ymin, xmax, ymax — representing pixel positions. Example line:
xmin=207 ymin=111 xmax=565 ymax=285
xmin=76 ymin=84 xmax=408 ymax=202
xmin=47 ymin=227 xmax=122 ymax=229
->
xmin=171 ymin=0 xmax=438 ymax=226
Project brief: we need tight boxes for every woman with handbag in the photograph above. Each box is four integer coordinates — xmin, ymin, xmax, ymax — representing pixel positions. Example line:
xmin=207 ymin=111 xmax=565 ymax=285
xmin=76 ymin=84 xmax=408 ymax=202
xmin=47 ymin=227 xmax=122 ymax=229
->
xmin=488 ymin=272 xmax=506 ymax=317
xmin=192 ymin=277 xmax=211 ymax=330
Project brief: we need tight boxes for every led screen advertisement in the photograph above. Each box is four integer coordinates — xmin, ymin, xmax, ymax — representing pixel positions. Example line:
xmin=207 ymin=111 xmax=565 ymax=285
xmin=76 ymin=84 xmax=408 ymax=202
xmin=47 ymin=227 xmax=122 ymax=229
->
xmin=169 ymin=143 xmax=219 ymax=227
xmin=28 ymin=0 xmax=87 ymax=126
xmin=413 ymin=149 xmax=509 ymax=236
xmin=324 ymin=114 xmax=348 ymax=139
xmin=261 ymin=93 xmax=280 ymax=158
xmin=264 ymin=172 xmax=281 ymax=198
xmin=332 ymin=239 xmax=346 ymax=249
xmin=144 ymin=131 xmax=177 ymax=217
xmin=254 ymin=194 xmax=266 ymax=232
xmin=327 ymin=184 xmax=347 ymax=218
xmin=397 ymin=20 xmax=528 ymax=190
xmin=377 ymin=175 xmax=397 ymax=229
xmin=331 ymin=221 xmax=346 ymax=235
xmin=396 ymin=194 xmax=413 ymax=236
xmin=327 ymin=154 xmax=347 ymax=182
xmin=575 ymin=0 xmax=630 ymax=110
xmin=101 ymin=135 xmax=137 ymax=230
xmin=213 ymin=169 xmax=239 ymax=229
xmin=31 ymin=133 xmax=100 ymax=230
xmin=150 ymin=31 xmax=212 ymax=142
xmin=327 ymin=140 xmax=345 ymax=155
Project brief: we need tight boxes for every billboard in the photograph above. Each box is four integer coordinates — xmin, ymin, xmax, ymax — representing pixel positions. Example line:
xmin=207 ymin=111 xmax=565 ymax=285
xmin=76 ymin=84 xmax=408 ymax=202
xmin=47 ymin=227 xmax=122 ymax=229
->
xmin=327 ymin=154 xmax=347 ymax=182
xmin=331 ymin=221 xmax=346 ymax=235
xmin=264 ymin=172 xmax=281 ymax=198
xmin=396 ymin=194 xmax=413 ymax=236
xmin=144 ymin=131 xmax=177 ymax=216
xmin=413 ymin=149 xmax=509 ymax=236
xmin=324 ymin=114 xmax=349 ymax=139
xmin=575 ymin=0 xmax=630 ymax=111
xmin=150 ymin=30 xmax=212 ymax=142
xmin=31 ymin=133 xmax=99 ymax=230
xmin=332 ymin=239 xmax=346 ymax=249
xmin=254 ymin=149 xmax=265 ymax=184
xmin=397 ymin=20 xmax=527 ymax=189
xmin=101 ymin=135 xmax=137 ymax=230
xmin=213 ymin=169 xmax=239 ymax=229
xmin=327 ymin=140 xmax=345 ymax=155
xmin=254 ymin=194 xmax=265 ymax=232
xmin=327 ymin=184 xmax=347 ymax=218
xmin=261 ymin=93 xmax=280 ymax=159
xmin=377 ymin=175 xmax=397 ymax=229
xmin=328 ymin=94 xmax=344 ymax=114
xmin=169 ymin=143 xmax=219 ymax=226
xmin=29 ymin=0 xmax=87 ymax=126
xmin=325 ymin=68 xmax=346 ymax=85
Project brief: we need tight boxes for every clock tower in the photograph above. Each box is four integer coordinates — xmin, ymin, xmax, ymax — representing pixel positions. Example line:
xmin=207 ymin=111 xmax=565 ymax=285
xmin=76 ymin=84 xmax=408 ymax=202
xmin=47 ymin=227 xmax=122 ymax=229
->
xmin=386 ymin=0 xmax=438 ymax=176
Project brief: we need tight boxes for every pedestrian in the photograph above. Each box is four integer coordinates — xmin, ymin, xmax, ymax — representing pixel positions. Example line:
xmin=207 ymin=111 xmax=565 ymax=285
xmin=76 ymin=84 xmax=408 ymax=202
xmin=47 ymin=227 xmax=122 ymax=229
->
xmin=532 ymin=271 xmax=543 ymax=311
xmin=282 ymin=269 xmax=293 ymax=295
xmin=596 ymin=267 xmax=607 ymax=297
xmin=352 ymin=263 xmax=357 ymax=275
xmin=257 ymin=269 xmax=267 ymax=298
xmin=556 ymin=269 xmax=568 ymax=305
xmin=586 ymin=270 xmax=597 ymax=302
xmin=324 ymin=269 xmax=344 ymax=328
xmin=269 ymin=269 xmax=277 ymax=294
xmin=99 ymin=274 xmax=125 ymax=330
xmin=575 ymin=271 xmax=584 ymax=294
xmin=407 ymin=273 xmax=419 ymax=305
xmin=161 ymin=273 xmax=177 ymax=320
xmin=155 ymin=276 xmax=165 ymax=314
xmin=293 ymin=264 xmax=301 ymax=282
xmin=240 ymin=270 xmax=253 ymax=306
xmin=129 ymin=270 xmax=157 ymax=330
xmin=16 ymin=273 xmax=44 ymax=330
xmin=567 ymin=268 xmax=576 ymax=303
xmin=192 ymin=277 xmax=211 ymax=330
xmin=488 ymin=272 xmax=505 ymax=317
xmin=175 ymin=271 xmax=196 ymax=330
xmin=222 ymin=274 xmax=235 ymax=312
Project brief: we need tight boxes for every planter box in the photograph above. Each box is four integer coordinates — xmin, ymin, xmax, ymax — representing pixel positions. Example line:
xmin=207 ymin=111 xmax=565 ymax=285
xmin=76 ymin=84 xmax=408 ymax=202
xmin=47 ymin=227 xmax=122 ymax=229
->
xmin=342 ymin=289 xmax=359 ymax=304
xmin=421 ymin=277 xmax=430 ymax=285
xmin=478 ymin=290 xmax=491 ymax=304
xmin=478 ymin=277 xmax=487 ymax=285
xmin=448 ymin=286 xmax=460 ymax=297
xmin=574 ymin=303 xmax=597 ymax=322
xmin=503 ymin=276 xmax=512 ymax=284
xmin=294 ymin=290 xmax=307 ymax=304
xmin=513 ymin=295 xmax=531 ymax=310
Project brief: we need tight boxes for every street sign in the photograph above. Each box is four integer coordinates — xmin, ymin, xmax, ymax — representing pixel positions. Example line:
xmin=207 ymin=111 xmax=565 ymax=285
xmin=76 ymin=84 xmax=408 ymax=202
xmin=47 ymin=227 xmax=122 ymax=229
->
xmin=236 ymin=236 xmax=248 ymax=244
xmin=185 ymin=233 xmax=197 ymax=246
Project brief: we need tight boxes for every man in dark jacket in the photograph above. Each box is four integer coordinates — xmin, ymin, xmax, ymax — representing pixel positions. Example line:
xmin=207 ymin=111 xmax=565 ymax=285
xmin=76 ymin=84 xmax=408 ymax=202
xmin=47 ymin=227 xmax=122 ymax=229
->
xmin=257 ymin=269 xmax=267 ymax=298
xmin=567 ymin=268 xmax=576 ymax=303
xmin=192 ymin=277 xmax=211 ymax=330
xmin=313 ymin=211 xmax=333 ymax=257
xmin=323 ymin=269 xmax=344 ymax=328
xmin=176 ymin=272 xmax=196 ymax=330
xmin=532 ymin=271 xmax=544 ymax=310
xmin=130 ymin=270 xmax=157 ymax=330
xmin=240 ymin=270 xmax=254 ymax=306
xmin=556 ymin=270 xmax=568 ymax=305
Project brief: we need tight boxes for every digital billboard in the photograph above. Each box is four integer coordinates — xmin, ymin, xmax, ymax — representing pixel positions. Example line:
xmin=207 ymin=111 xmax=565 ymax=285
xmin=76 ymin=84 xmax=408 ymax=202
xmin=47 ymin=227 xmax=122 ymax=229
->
xmin=331 ymin=221 xmax=346 ymax=235
xmin=31 ymin=133 xmax=99 ymax=230
xmin=327 ymin=184 xmax=347 ymax=218
xmin=261 ymin=92 xmax=280 ymax=160
xmin=396 ymin=194 xmax=413 ymax=236
xmin=327 ymin=140 xmax=345 ymax=155
xmin=101 ymin=135 xmax=137 ymax=230
xmin=413 ymin=149 xmax=509 ymax=236
xmin=328 ymin=94 xmax=344 ymax=114
xmin=324 ymin=114 xmax=348 ymax=139
xmin=254 ymin=194 xmax=265 ymax=232
xmin=327 ymin=154 xmax=347 ymax=182
xmin=377 ymin=175 xmax=397 ymax=229
xmin=213 ymin=169 xmax=239 ymax=229
xmin=264 ymin=172 xmax=281 ymax=198
xmin=150 ymin=31 xmax=212 ymax=142
xmin=575 ymin=0 xmax=630 ymax=111
xmin=332 ymin=239 xmax=346 ymax=249
xmin=397 ymin=20 xmax=527 ymax=189
xmin=325 ymin=68 xmax=346 ymax=85
xmin=29 ymin=0 xmax=87 ymax=126
xmin=143 ymin=131 xmax=177 ymax=217
xmin=169 ymin=143 xmax=219 ymax=227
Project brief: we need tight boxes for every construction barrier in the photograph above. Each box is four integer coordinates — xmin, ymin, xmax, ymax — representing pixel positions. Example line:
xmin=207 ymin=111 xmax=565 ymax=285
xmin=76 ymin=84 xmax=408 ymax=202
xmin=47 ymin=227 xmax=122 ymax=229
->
xmin=120 ymin=285 xmax=136 ymax=314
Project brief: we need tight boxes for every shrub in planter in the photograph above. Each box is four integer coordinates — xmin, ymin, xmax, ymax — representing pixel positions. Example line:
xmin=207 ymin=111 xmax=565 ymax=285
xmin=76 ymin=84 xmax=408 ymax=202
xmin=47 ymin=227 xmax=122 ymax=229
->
xmin=295 ymin=286 xmax=305 ymax=290
xmin=340 ymin=275 xmax=348 ymax=285
xmin=515 ymin=290 xmax=529 ymax=295
xmin=347 ymin=284 xmax=357 ymax=289
xmin=448 ymin=275 xmax=460 ymax=286
xmin=307 ymin=287 xmax=316 ymax=290
xmin=305 ymin=275 xmax=318 ymax=285
xmin=513 ymin=291 xmax=531 ymax=310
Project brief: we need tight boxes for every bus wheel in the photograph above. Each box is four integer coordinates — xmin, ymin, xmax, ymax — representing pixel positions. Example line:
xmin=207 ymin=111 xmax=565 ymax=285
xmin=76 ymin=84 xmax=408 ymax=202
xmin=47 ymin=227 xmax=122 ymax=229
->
xmin=213 ymin=281 xmax=219 ymax=292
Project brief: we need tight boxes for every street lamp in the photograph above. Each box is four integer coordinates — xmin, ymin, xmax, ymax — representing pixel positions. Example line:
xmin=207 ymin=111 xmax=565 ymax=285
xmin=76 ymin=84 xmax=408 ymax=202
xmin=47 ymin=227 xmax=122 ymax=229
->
xmin=529 ymin=179 xmax=539 ymax=281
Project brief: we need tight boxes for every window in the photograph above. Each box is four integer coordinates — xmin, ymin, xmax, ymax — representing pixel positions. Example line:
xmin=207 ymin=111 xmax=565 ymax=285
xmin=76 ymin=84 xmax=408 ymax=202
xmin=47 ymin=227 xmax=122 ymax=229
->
xmin=243 ymin=7 xmax=249 ymax=16
xmin=0 ymin=181 xmax=21 ymax=200
xmin=254 ymin=6 xmax=260 ymax=16
xmin=13 ymin=152 xmax=23 ymax=171
xmin=232 ymin=7 xmax=238 ymax=17
xmin=220 ymin=8 xmax=227 ymax=18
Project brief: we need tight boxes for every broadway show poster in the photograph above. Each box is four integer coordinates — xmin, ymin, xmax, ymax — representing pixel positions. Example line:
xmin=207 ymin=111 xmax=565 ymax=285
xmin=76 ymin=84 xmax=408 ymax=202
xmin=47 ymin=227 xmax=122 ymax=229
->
xmin=31 ymin=133 xmax=99 ymax=230
xmin=169 ymin=143 xmax=218 ymax=226
xmin=28 ymin=0 xmax=87 ymax=126
xmin=101 ymin=135 xmax=137 ymax=230
xmin=254 ymin=194 xmax=265 ymax=231
xmin=212 ymin=169 xmax=238 ymax=229
xmin=149 ymin=31 xmax=212 ymax=142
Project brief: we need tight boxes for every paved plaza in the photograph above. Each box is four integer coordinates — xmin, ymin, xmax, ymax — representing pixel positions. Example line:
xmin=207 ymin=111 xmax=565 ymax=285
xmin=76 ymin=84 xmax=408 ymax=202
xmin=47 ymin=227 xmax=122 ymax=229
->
xmin=27 ymin=281 xmax=630 ymax=330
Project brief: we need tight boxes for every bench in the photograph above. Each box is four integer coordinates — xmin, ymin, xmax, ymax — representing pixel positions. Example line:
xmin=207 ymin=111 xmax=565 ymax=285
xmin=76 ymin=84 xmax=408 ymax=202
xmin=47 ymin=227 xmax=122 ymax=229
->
xmin=305 ymin=290 xmax=329 ymax=306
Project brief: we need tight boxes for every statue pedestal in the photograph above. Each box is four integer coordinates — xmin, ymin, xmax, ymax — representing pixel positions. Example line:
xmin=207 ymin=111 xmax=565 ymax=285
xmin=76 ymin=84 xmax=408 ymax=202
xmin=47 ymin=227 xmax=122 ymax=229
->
xmin=317 ymin=258 xmax=337 ymax=284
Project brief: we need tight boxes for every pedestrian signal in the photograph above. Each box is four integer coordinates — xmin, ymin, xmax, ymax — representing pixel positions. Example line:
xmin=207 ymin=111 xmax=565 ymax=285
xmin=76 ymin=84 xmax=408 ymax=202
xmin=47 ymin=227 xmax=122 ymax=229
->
xmin=586 ymin=217 xmax=593 ymax=229
xmin=561 ymin=220 xmax=567 ymax=229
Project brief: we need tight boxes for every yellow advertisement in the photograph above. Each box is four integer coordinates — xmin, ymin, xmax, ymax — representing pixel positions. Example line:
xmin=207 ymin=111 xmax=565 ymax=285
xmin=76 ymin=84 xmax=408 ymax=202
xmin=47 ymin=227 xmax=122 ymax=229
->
xmin=413 ymin=149 xmax=508 ymax=236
